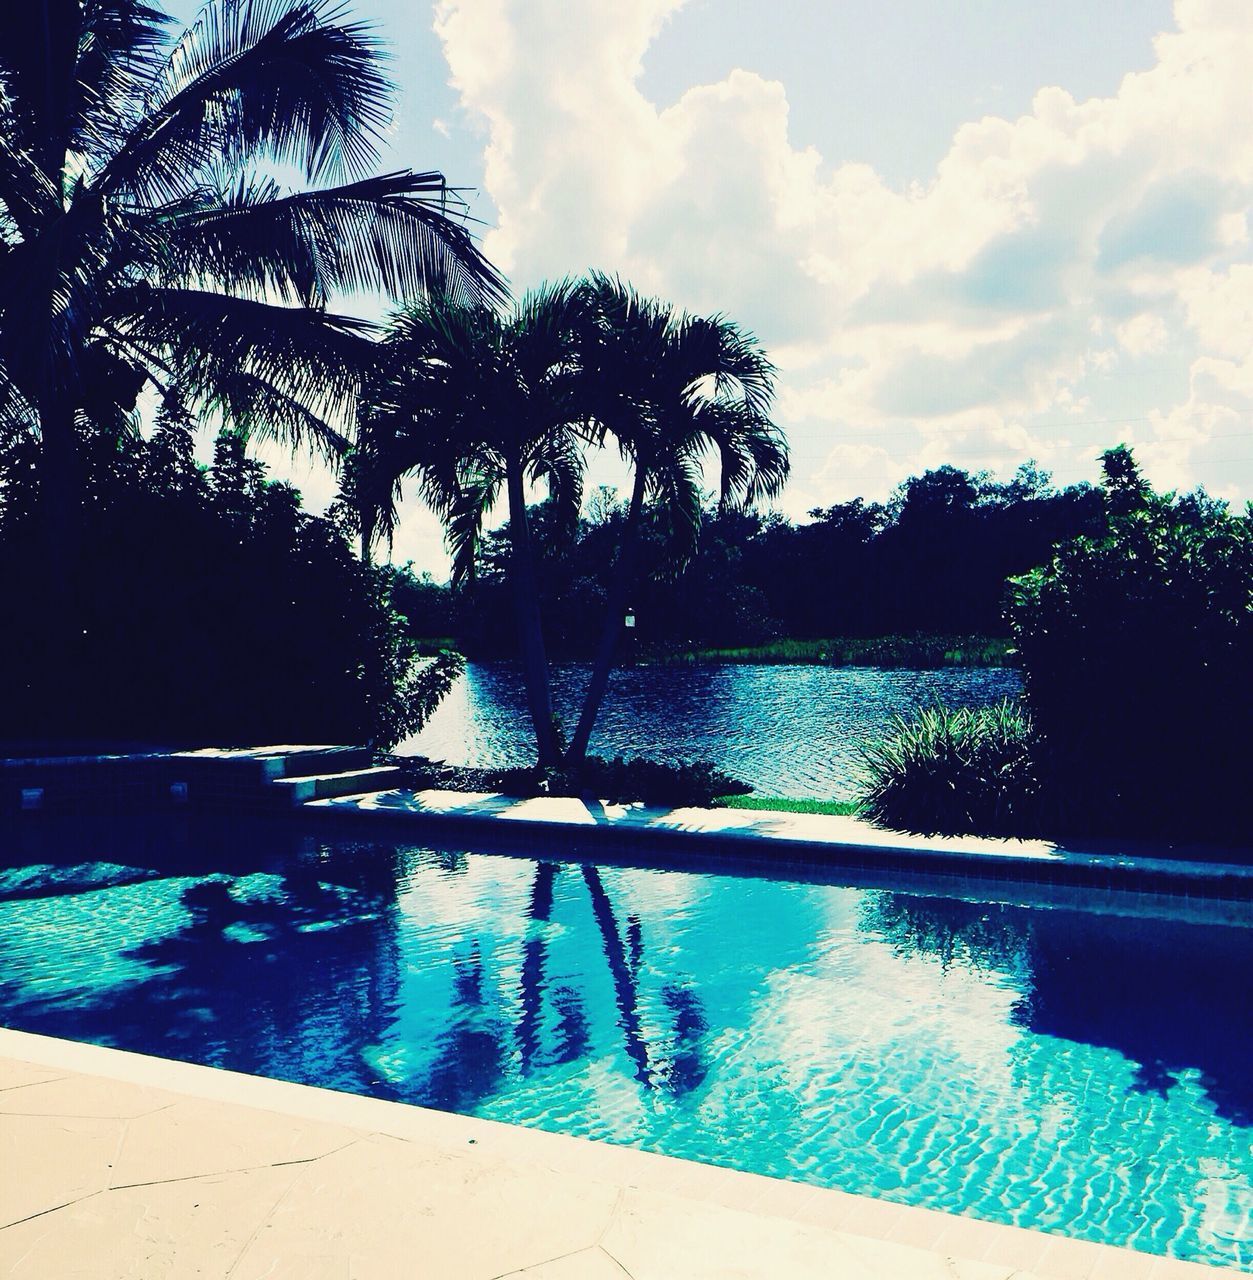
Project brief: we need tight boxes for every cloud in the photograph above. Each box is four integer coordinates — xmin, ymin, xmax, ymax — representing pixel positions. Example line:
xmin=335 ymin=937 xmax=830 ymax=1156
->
xmin=427 ymin=0 xmax=1253 ymax=540
xmin=1116 ymin=313 xmax=1170 ymax=358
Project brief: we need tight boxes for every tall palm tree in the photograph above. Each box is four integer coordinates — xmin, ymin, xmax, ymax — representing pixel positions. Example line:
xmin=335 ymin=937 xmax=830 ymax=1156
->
xmin=0 ymin=0 xmax=504 ymax=581
xmin=562 ymin=275 xmax=788 ymax=766
xmin=356 ymin=283 xmax=591 ymax=767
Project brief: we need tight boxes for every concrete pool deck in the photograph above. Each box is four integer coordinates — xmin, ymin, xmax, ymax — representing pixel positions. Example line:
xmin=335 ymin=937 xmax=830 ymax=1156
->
xmin=0 ymin=1030 xmax=1239 ymax=1280
xmin=306 ymin=787 xmax=1253 ymax=900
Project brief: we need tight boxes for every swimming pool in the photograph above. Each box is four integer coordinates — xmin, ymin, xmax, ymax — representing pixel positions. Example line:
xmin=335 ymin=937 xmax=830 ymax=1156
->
xmin=1 ymin=817 xmax=1249 ymax=1270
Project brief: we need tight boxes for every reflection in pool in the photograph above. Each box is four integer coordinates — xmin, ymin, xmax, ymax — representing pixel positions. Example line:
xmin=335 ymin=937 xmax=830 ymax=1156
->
xmin=1 ymin=817 xmax=1248 ymax=1269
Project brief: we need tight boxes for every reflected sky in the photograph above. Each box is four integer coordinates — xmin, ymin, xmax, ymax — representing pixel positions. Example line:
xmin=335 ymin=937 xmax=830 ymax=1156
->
xmin=403 ymin=663 xmax=1023 ymax=797
xmin=0 ymin=817 xmax=1248 ymax=1270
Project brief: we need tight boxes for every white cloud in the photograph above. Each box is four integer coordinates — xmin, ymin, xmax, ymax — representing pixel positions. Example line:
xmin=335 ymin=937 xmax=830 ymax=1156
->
xmin=423 ymin=0 xmax=1253 ymax=557
xmin=1115 ymin=313 xmax=1169 ymax=357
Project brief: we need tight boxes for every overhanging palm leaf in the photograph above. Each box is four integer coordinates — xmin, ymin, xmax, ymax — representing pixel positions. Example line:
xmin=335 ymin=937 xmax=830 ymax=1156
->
xmin=164 ymin=170 xmax=502 ymax=307
xmin=0 ymin=0 xmax=505 ymax=549
xmin=445 ymin=461 xmax=501 ymax=587
xmin=111 ymin=287 xmax=379 ymax=450
xmin=99 ymin=0 xmax=390 ymax=200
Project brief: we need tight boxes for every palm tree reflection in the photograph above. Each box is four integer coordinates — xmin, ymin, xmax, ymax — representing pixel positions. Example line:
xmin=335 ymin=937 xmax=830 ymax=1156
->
xmin=419 ymin=942 xmax=510 ymax=1111
xmin=581 ymin=864 xmax=655 ymax=1087
xmin=512 ymin=858 xmax=710 ymax=1100
xmin=516 ymin=861 xmax=557 ymax=1072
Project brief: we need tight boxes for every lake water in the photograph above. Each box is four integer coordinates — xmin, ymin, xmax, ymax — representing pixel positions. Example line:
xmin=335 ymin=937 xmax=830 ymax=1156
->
xmin=2 ymin=818 xmax=1248 ymax=1269
xmin=402 ymin=663 xmax=1023 ymax=798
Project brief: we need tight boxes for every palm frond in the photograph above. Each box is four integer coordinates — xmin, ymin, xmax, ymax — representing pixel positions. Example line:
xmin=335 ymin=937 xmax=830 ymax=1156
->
xmin=98 ymin=0 xmax=392 ymax=200
xmin=690 ymin=401 xmax=790 ymax=509
xmin=72 ymin=1 xmax=172 ymax=159
xmin=0 ymin=362 xmax=37 ymax=438
xmin=201 ymin=366 xmax=351 ymax=462
xmin=110 ymin=285 xmax=379 ymax=439
xmin=163 ymin=168 xmax=505 ymax=307
xmin=527 ymin=428 xmax=584 ymax=538
xmin=446 ymin=462 xmax=500 ymax=586
xmin=649 ymin=452 xmax=704 ymax=572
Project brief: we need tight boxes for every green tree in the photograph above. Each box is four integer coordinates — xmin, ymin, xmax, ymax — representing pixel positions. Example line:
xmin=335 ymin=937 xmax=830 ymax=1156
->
xmin=357 ymin=283 xmax=591 ymax=766
xmin=0 ymin=414 xmax=460 ymax=748
xmin=563 ymin=275 xmax=786 ymax=764
xmin=1009 ymin=447 xmax=1252 ymax=839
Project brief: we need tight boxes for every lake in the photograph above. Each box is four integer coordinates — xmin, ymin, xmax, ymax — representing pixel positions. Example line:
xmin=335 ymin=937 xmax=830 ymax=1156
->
xmin=401 ymin=663 xmax=1023 ymax=799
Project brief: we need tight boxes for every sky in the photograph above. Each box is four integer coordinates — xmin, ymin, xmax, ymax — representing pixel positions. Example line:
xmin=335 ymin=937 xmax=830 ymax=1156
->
xmin=168 ymin=0 xmax=1253 ymax=577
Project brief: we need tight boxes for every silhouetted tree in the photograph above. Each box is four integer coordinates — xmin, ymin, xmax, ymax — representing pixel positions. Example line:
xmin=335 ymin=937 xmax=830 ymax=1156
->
xmin=357 ymin=283 xmax=591 ymax=765
xmin=564 ymin=275 xmax=786 ymax=765
xmin=0 ymin=0 xmax=502 ymax=729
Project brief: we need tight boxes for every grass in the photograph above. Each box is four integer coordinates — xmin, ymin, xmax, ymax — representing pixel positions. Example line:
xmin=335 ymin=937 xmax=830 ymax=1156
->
xmin=657 ymin=635 xmax=1015 ymax=668
xmin=717 ymin=795 xmax=862 ymax=816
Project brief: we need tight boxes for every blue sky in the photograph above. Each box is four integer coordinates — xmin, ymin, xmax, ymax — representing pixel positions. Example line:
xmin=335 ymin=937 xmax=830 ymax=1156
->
xmin=167 ymin=0 xmax=1253 ymax=576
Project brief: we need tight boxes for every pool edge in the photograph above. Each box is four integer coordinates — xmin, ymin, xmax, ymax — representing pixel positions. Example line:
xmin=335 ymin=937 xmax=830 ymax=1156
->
xmin=0 ymin=1028 xmax=1241 ymax=1279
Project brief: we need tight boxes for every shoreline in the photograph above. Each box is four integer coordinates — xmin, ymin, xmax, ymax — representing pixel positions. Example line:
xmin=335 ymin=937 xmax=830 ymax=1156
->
xmin=414 ymin=635 xmax=1019 ymax=668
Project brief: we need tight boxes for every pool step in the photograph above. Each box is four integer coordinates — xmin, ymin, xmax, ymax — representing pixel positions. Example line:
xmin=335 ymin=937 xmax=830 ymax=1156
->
xmin=269 ymin=766 xmax=405 ymax=806
xmin=170 ymin=745 xmax=374 ymax=783
xmin=263 ymin=746 xmax=375 ymax=779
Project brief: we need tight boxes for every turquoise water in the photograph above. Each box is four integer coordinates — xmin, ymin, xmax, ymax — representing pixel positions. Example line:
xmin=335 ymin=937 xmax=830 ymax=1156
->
xmin=1 ymin=818 xmax=1249 ymax=1269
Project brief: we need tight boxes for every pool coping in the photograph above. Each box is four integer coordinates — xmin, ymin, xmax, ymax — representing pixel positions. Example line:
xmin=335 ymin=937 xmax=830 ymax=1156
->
xmin=304 ymin=788 xmax=1253 ymax=901
xmin=0 ymin=1028 xmax=1240 ymax=1278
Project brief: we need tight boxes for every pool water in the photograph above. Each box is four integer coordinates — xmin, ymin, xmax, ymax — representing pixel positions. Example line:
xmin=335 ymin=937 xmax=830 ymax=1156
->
xmin=1 ymin=818 xmax=1249 ymax=1270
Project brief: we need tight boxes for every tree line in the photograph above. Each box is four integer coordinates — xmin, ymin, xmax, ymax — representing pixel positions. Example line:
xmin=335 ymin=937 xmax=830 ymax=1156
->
xmin=401 ymin=460 xmax=1108 ymax=659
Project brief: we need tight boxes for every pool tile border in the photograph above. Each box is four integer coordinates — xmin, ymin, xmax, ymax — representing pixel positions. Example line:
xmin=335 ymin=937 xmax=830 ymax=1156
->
xmin=0 ymin=1028 xmax=1239 ymax=1279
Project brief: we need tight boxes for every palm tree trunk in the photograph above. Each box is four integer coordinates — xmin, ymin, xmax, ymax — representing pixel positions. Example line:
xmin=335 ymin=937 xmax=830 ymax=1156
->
xmin=565 ymin=466 xmax=647 ymax=766
xmin=505 ymin=455 xmax=563 ymax=767
xmin=37 ymin=391 xmax=84 ymax=739
xmin=359 ymin=503 xmax=375 ymax=565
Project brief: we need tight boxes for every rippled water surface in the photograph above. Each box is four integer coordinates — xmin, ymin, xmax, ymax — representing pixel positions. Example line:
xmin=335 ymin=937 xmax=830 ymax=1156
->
xmin=403 ymin=663 xmax=1023 ymax=797
xmin=2 ymin=818 xmax=1248 ymax=1269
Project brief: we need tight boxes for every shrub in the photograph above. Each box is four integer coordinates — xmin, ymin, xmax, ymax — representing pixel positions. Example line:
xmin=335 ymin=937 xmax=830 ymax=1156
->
xmin=1009 ymin=451 xmax=1252 ymax=841
xmin=0 ymin=425 xmax=457 ymax=750
xmin=859 ymin=701 xmax=1043 ymax=836
xmin=574 ymin=756 xmax=751 ymax=807
xmin=394 ymin=754 xmax=750 ymax=808
xmin=861 ymin=450 xmax=1252 ymax=845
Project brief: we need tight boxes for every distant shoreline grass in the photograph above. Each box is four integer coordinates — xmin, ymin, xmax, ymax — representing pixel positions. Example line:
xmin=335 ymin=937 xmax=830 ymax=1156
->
xmin=655 ymin=635 xmax=1015 ymax=668
xmin=424 ymin=635 xmax=1018 ymax=668
xmin=717 ymin=795 xmax=862 ymax=816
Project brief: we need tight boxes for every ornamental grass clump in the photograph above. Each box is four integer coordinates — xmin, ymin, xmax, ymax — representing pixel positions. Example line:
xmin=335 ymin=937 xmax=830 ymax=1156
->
xmin=859 ymin=700 xmax=1042 ymax=837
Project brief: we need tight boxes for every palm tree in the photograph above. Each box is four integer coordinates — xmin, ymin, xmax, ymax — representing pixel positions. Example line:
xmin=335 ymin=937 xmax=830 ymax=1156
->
xmin=356 ymin=283 xmax=591 ymax=767
xmin=562 ymin=275 xmax=788 ymax=766
xmin=0 ymin=0 xmax=504 ymax=589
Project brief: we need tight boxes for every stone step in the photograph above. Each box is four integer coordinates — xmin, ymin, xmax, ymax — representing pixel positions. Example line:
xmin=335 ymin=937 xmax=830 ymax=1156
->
xmin=269 ymin=766 xmax=405 ymax=806
xmin=169 ymin=745 xmax=373 ymax=782
xmin=262 ymin=746 xmax=375 ymax=779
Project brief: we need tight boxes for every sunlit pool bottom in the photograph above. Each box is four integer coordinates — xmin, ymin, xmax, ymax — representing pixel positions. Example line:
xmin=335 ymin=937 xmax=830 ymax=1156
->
xmin=1 ymin=818 xmax=1249 ymax=1271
